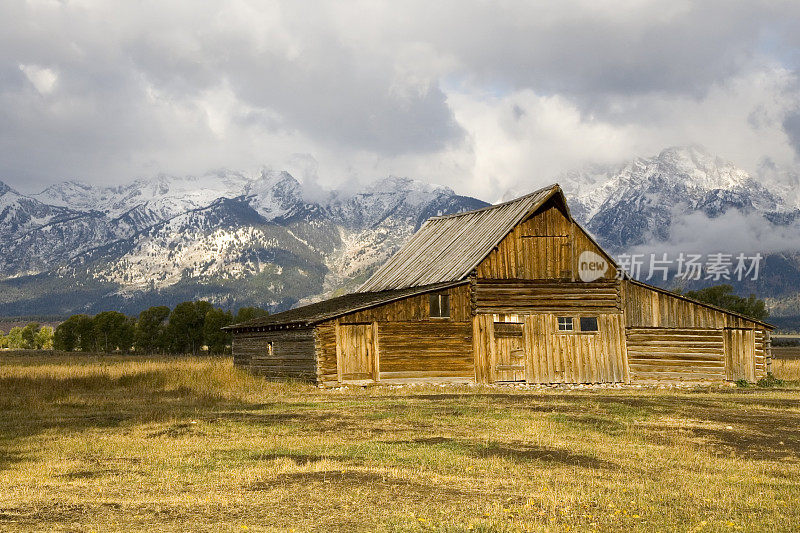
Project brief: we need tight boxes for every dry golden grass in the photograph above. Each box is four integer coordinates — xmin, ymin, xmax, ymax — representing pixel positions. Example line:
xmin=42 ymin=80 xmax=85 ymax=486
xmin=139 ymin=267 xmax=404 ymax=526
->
xmin=1 ymin=352 xmax=799 ymax=532
xmin=772 ymin=358 xmax=800 ymax=381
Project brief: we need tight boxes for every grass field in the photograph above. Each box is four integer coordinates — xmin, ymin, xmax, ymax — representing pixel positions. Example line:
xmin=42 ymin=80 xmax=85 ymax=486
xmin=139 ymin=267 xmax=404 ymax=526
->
xmin=1 ymin=353 xmax=799 ymax=532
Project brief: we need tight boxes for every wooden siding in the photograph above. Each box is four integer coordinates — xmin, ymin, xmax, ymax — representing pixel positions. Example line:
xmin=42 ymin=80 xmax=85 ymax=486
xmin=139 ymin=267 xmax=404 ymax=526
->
xmin=378 ymin=322 xmax=473 ymax=381
xmin=473 ymin=313 xmax=628 ymax=384
xmin=476 ymin=201 xmax=617 ymax=280
xmin=337 ymin=323 xmax=378 ymax=381
xmin=626 ymin=328 xmax=726 ymax=381
xmin=475 ymin=280 xmax=621 ymax=314
xmin=623 ymin=280 xmax=765 ymax=329
xmin=315 ymin=323 xmax=338 ymax=385
xmin=232 ymin=329 xmax=316 ymax=381
xmin=724 ymin=328 xmax=762 ymax=382
xmin=314 ymin=285 xmax=472 ymax=385
xmin=343 ymin=284 xmax=471 ymax=322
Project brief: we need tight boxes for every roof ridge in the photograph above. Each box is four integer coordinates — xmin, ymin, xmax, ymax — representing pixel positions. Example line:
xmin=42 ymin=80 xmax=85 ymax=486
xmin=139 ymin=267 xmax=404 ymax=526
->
xmin=428 ymin=183 xmax=560 ymax=220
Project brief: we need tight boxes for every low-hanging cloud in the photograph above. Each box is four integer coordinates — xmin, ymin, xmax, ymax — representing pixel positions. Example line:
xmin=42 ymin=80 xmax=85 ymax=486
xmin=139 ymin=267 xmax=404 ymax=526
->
xmin=626 ymin=208 xmax=800 ymax=258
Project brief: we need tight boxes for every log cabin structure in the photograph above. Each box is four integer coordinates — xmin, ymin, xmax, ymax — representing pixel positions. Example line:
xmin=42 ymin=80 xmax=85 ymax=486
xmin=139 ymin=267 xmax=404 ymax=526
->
xmin=227 ymin=184 xmax=773 ymax=386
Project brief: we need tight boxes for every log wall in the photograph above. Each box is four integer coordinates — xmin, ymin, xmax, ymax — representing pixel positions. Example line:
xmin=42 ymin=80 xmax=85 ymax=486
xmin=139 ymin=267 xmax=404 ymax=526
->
xmin=623 ymin=280 xmax=769 ymax=382
xmin=377 ymin=322 xmax=473 ymax=381
xmin=232 ymin=328 xmax=316 ymax=381
xmin=626 ymin=328 xmax=726 ymax=381
xmin=475 ymin=279 xmax=621 ymax=314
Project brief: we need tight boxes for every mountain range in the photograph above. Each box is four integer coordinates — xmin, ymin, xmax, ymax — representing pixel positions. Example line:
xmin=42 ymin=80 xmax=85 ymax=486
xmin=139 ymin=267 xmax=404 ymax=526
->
xmin=1 ymin=146 xmax=799 ymax=329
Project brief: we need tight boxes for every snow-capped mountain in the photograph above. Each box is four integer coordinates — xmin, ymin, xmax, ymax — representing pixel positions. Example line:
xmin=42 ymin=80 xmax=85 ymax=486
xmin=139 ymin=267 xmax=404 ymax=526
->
xmin=0 ymin=172 xmax=486 ymax=316
xmin=556 ymin=146 xmax=800 ymax=326
xmin=2 ymin=146 xmax=799 ymax=326
xmin=560 ymin=146 xmax=793 ymax=251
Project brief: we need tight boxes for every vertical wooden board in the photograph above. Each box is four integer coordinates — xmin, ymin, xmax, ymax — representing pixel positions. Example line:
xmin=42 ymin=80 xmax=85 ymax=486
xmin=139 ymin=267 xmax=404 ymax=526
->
xmin=731 ymin=329 xmax=745 ymax=379
xmin=539 ymin=315 xmax=552 ymax=383
xmin=617 ymin=315 xmax=630 ymax=383
xmin=609 ymin=317 xmax=621 ymax=382
xmin=472 ymin=316 xmax=484 ymax=383
xmin=575 ymin=334 xmax=584 ymax=383
xmin=335 ymin=323 xmax=342 ymax=383
xmin=582 ymin=334 xmax=592 ymax=383
xmin=724 ymin=330 xmax=733 ymax=381
xmin=743 ymin=330 xmax=751 ymax=381
xmin=372 ymin=321 xmax=380 ymax=381
xmin=556 ymin=332 xmax=567 ymax=383
xmin=487 ymin=318 xmax=497 ymax=383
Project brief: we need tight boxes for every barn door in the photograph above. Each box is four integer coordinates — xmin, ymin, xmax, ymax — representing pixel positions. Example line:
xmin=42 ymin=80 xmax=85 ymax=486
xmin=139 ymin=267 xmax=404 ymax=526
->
xmin=724 ymin=328 xmax=756 ymax=382
xmin=337 ymin=323 xmax=377 ymax=382
xmin=493 ymin=322 xmax=526 ymax=381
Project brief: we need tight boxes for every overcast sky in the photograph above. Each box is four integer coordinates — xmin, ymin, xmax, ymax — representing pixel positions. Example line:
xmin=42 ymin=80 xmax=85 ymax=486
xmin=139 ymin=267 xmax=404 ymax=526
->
xmin=3 ymin=0 xmax=800 ymax=200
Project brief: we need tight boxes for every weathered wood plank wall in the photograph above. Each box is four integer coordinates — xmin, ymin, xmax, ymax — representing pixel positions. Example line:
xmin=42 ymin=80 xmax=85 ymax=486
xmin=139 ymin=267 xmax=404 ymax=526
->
xmin=622 ymin=281 xmax=763 ymax=329
xmin=623 ymin=281 xmax=767 ymax=381
xmin=476 ymin=201 xmax=617 ymax=281
xmin=475 ymin=280 xmax=620 ymax=314
xmin=343 ymin=284 xmax=471 ymax=322
xmin=473 ymin=313 xmax=628 ymax=384
xmin=233 ymin=329 xmax=316 ymax=381
xmin=626 ymin=328 xmax=726 ymax=381
xmin=314 ymin=284 xmax=473 ymax=385
xmin=378 ymin=322 xmax=473 ymax=381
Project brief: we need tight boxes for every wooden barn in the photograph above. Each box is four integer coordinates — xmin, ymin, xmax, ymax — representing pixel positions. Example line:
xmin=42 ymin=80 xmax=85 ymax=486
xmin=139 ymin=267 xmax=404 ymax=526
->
xmin=227 ymin=184 xmax=773 ymax=386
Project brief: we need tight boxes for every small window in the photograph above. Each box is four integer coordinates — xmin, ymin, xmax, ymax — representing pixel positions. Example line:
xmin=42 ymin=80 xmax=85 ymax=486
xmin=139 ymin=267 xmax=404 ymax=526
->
xmin=429 ymin=292 xmax=450 ymax=318
xmin=557 ymin=317 xmax=573 ymax=331
xmin=580 ymin=316 xmax=599 ymax=332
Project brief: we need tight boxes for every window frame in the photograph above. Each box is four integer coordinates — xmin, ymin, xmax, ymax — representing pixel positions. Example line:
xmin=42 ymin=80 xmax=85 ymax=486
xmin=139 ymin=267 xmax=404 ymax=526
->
xmin=556 ymin=315 xmax=601 ymax=334
xmin=429 ymin=292 xmax=451 ymax=319
xmin=557 ymin=316 xmax=574 ymax=332
xmin=579 ymin=316 xmax=599 ymax=333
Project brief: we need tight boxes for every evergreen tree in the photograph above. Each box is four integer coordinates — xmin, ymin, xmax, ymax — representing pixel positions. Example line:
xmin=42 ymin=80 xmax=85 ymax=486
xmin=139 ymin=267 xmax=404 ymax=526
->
xmin=93 ymin=311 xmax=129 ymax=353
xmin=683 ymin=284 xmax=769 ymax=321
xmin=134 ymin=306 xmax=171 ymax=354
xmin=235 ymin=306 xmax=269 ymax=324
xmin=204 ymin=308 xmax=233 ymax=355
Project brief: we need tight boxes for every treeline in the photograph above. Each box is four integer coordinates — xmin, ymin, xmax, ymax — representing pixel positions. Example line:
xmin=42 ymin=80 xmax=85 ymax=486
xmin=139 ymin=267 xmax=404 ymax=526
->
xmin=0 ymin=323 xmax=54 ymax=350
xmin=3 ymin=302 xmax=268 ymax=355
xmin=681 ymin=284 xmax=769 ymax=321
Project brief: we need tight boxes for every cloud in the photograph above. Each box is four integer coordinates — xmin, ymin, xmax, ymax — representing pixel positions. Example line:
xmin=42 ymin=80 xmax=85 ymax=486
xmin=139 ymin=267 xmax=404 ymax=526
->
xmin=627 ymin=209 xmax=800 ymax=258
xmin=19 ymin=64 xmax=57 ymax=95
xmin=783 ymin=110 xmax=800 ymax=158
xmin=1 ymin=0 xmax=800 ymax=200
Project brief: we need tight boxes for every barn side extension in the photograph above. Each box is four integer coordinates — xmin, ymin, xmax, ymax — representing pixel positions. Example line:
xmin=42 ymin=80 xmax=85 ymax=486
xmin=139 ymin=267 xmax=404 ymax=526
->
xmin=227 ymin=184 xmax=772 ymax=386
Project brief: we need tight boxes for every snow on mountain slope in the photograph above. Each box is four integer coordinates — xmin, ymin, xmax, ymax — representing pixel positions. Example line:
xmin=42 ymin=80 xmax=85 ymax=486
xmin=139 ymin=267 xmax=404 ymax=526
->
xmin=553 ymin=146 xmax=800 ymax=319
xmin=4 ymin=146 xmax=799 ymax=318
xmin=559 ymin=146 xmax=792 ymax=250
xmin=0 ymin=172 xmax=486 ymax=314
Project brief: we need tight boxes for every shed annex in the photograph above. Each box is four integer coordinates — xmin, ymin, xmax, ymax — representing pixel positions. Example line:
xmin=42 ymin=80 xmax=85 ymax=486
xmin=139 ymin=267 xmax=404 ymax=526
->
xmin=227 ymin=184 xmax=773 ymax=386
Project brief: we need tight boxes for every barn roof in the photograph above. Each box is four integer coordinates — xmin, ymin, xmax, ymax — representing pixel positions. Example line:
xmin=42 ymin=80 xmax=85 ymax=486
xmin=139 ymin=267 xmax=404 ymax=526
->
xmin=225 ymin=280 xmax=467 ymax=331
xmin=358 ymin=184 xmax=563 ymax=292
